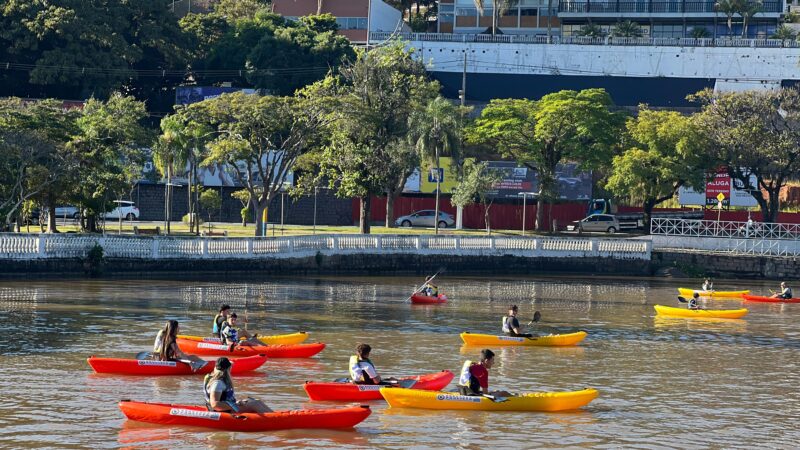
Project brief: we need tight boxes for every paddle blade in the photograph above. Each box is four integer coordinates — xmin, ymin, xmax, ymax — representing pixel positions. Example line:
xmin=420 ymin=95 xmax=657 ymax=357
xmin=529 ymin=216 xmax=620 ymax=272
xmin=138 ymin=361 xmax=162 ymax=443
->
xmin=677 ymin=296 xmax=688 ymax=303
xmin=135 ymin=352 xmax=154 ymax=360
xmin=398 ymin=379 xmax=417 ymax=389
xmin=533 ymin=311 xmax=541 ymax=323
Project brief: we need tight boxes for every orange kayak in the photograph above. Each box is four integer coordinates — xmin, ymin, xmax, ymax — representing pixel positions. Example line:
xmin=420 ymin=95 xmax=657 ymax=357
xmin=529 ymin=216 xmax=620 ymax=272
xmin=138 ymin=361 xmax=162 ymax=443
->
xmin=119 ymin=401 xmax=371 ymax=431
xmin=176 ymin=337 xmax=325 ymax=358
xmin=304 ymin=370 xmax=454 ymax=401
xmin=88 ymin=354 xmax=267 ymax=375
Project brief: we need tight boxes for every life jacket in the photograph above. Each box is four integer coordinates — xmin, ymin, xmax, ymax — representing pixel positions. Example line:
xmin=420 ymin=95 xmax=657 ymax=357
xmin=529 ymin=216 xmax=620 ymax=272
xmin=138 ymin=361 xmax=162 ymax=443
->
xmin=783 ymin=288 xmax=793 ymax=299
xmin=502 ymin=316 xmax=511 ymax=333
xmin=220 ymin=321 xmax=238 ymax=345
xmin=212 ymin=314 xmax=225 ymax=337
xmin=689 ymin=299 xmax=699 ymax=309
xmin=457 ymin=360 xmax=482 ymax=395
xmin=349 ymin=355 xmax=377 ymax=384
xmin=204 ymin=374 xmax=236 ymax=410
xmin=428 ymin=285 xmax=438 ymax=296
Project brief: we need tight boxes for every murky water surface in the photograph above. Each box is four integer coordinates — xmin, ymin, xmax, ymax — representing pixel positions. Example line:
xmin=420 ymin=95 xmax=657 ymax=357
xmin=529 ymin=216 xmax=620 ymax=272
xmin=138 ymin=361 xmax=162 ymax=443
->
xmin=0 ymin=276 xmax=798 ymax=449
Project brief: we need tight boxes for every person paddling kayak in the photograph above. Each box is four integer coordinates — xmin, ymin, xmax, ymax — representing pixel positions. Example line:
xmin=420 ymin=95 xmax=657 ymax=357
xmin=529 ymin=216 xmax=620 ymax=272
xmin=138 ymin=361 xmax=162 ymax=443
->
xmin=349 ymin=343 xmax=398 ymax=385
xmin=204 ymin=357 xmax=271 ymax=413
xmin=502 ymin=305 xmax=533 ymax=337
xmin=153 ymin=320 xmax=206 ymax=368
xmin=422 ymin=277 xmax=439 ymax=298
xmin=220 ymin=314 xmax=260 ymax=347
xmin=212 ymin=304 xmax=231 ymax=338
xmin=688 ymin=293 xmax=700 ymax=310
xmin=771 ymin=282 xmax=793 ymax=299
xmin=457 ymin=349 xmax=512 ymax=397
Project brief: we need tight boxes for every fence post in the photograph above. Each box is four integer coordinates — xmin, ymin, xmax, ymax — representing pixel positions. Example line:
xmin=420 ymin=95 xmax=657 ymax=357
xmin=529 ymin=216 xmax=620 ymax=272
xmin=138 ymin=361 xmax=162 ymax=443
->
xmin=287 ymin=238 xmax=294 ymax=254
xmin=490 ymin=237 xmax=496 ymax=250
xmin=416 ymin=236 xmax=422 ymax=250
xmin=201 ymin=238 xmax=209 ymax=257
xmin=246 ymin=238 xmax=253 ymax=256
xmin=590 ymin=238 xmax=599 ymax=257
xmin=332 ymin=236 xmax=339 ymax=251
xmin=38 ymin=235 xmax=46 ymax=258
xmin=152 ymin=237 xmax=160 ymax=259
xmin=376 ymin=236 xmax=382 ymax=250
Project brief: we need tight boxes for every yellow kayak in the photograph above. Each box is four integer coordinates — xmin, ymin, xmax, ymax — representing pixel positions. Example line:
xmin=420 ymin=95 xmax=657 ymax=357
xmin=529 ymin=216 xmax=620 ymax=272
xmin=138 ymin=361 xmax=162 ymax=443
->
xmin=677 ymin=288 xmax=749 ymax=298
xmin=177 ymin=332 xmax=309 ymax=346
xmin=460 ymin=331 xmax=587 ymax=347
xmin=654 ymin=304 xmax=748 ymax=319
xmin=380 ymin=387 xmax=598 ymax=412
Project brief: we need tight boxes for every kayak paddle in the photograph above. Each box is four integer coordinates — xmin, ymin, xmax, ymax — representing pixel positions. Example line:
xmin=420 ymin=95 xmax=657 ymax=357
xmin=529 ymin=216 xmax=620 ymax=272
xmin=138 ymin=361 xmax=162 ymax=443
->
xmin=526 ymin=311 xmax=542 ymax=326
xmin=406 ymin=267 xmax=446 ymax=302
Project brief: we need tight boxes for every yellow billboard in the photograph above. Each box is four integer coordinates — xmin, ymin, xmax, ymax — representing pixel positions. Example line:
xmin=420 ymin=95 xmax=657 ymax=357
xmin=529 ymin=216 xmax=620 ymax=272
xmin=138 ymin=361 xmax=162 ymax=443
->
xmin=419 ymin=157 xmax=459 ymax=194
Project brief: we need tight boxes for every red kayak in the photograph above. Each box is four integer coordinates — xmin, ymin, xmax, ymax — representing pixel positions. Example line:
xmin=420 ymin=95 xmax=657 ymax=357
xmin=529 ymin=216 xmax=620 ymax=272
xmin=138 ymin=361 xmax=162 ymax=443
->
xmin=87 ymin=354 xmax=267 ymax=376
xmin=177 ymin=338 xmax=325 ymax=358
xmin=119 ymin=401 xmax=371 ymax=431
xmin=411 ymin=293 xmax=448 ymax=304
xmin=743 ymin=294 xmax=800 ymax=303
xmin=303 ymin=370 xmax=454 ymax=401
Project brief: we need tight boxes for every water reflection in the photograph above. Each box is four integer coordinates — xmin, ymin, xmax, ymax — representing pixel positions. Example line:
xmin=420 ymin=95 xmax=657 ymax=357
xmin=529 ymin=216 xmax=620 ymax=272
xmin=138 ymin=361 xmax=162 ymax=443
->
xmin=0 ymin=276 xmax=798 ymax=448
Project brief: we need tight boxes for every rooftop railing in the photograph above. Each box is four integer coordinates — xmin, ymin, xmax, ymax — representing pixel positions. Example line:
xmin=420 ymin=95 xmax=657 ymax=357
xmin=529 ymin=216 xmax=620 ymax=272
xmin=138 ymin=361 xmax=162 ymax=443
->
xmin=0 ymin=233 xmax=651 ymax=261
xmin=372 ymin=32 xmax=800 ymax=48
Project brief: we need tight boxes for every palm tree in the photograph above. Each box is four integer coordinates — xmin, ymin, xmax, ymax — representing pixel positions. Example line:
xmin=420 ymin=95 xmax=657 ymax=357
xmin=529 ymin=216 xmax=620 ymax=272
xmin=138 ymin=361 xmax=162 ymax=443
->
xmin=153 ymin=117 xmax=191 ymax=235
xmin=576 ymin=23 xmax=604 ymax=37
xmin=474 ymin=0 xmax=518 ymax=36
xmin=771 ymin=24 xmax=797 ymax=43
xmin=690 ymin=27 xmax=712 ymax=38
xmin=408 ymin=97 xmax=462 ymax=235
xmin=611 ymin=20 xmax=643 ymax=37
xmin=715 ymin=0 xmax=743 ymax=37
xmin=738 ymin=0 xmax=762 ymax=38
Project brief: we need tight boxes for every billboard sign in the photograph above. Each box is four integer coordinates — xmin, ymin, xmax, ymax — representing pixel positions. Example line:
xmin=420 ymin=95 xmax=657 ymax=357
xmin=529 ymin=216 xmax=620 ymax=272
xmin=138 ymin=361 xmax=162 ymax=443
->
xmin=407 ymin=159 xmax=592 ymax=201
xmin=176 ymin=86 xmax=256 ymax=105
xmin=678 ymin=169 xmax=758 ymax=207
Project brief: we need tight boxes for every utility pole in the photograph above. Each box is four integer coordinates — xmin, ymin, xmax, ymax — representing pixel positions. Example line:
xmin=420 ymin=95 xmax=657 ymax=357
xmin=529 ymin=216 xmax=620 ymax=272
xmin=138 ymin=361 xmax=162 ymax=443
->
xmin=456 ymin=52 xmax=467 ymax=230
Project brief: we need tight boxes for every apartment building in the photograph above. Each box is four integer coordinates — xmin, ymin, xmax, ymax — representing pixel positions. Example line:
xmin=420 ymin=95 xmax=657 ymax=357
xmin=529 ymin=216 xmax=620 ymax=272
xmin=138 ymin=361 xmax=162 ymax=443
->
xmin=438 ymin=0 xmax=781 ymax=38
xmin=557 ymin=0 xmax=782 ymax=37
xmin=272 ymin=0 xmax=406 ymax=43
xmin=438 ymin=0 xmax=560 ymax=35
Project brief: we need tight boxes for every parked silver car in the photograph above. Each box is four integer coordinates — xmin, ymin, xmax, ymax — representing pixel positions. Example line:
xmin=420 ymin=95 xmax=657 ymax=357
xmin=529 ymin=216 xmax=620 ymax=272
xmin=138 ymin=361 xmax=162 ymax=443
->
xmin=54 ymin=206 xmax=80 ymax=219
xmin=395 ymin=210 xmax=455 ymax=229
xmin=567 ymin=214 xmax=621 ymax=234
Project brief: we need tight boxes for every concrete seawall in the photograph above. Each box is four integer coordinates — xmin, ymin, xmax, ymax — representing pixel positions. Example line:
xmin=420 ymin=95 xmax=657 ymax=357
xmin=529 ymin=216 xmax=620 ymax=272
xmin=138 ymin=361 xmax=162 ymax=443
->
xmin=0 ymin=253 xmax=653 ymax=279
xmin=654 ymin=251 xmax=800 ymax=281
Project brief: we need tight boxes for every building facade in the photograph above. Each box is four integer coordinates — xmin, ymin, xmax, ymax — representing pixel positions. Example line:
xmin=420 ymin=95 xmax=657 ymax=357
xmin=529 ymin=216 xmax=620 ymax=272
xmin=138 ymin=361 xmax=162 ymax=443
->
xmin=272 ymin=0 xmax=406 ymax=43
xmin=437 ymin=0 xmax=781 ymax=38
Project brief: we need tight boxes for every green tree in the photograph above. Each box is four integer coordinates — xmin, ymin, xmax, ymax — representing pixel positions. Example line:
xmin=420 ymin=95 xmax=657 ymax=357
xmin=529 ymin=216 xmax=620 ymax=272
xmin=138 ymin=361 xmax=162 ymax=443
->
xmin=468 ymin=89 xmax=623 ymax=231
xmin=715 ymin=0 xmax=743 ymax=37
xmin=473 ymin=0 xmax=519 ymax=36
xmin=451 ymin=160 xmax=504 ymax=234
xmin=0 ymin=98 xmax=79 ymax=231
xmin=409 ymin=96 xmax=464 ymax=234
xmin=199 ymin=187 xmax=222 ymax=224
xmin=0 ymin=1 xmax=189 ymax=102
xmin=690 ymin=27 xmax=712 ymax=38
xmin=611 ymin=21 xmax=643 ymax=37
xmin=196 ymin=92 xmax=325 ymax=236
xmin=738 ymin=0 xmax=762 ymax=38
xmin=213 ymin=0 xmax=272 ymax=22
xmin=576 ymin=24 xmax=604 ymax=37
xmin=231 ymin=189 xmax=254 ymax=226
xmin=304 ymin=42 xmax=438 ymax=233
xmin=605 ymin=108 xmax=707 ymax=231
xmin=692 ymin=88 xmax=800 ymax=223
xmin=68 ymin=94 xmax=151 ymax=232
xmin=153 ymin=115 xmax=193 ymax=234
xmin=771 ymin=24 xmax=798 ymax=42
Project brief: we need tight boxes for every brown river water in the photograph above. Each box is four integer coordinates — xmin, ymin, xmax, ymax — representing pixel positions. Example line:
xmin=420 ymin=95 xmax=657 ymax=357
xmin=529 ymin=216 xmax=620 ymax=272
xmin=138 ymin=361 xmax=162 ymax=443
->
xmin=0 ymin=276 xmax=798 ymax=449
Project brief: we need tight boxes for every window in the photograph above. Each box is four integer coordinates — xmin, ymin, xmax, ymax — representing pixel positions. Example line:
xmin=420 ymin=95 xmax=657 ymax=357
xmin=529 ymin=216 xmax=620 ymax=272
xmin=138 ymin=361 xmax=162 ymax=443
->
xmin=335 ymin=17 xmax=368 ymax=30
xmin=440 ymin=4 xmax=455 ymax=23
xmin=520 ymin=8 xmax=538 ymax=15
xmin=652 ymin=24 xmax=684 ymax=38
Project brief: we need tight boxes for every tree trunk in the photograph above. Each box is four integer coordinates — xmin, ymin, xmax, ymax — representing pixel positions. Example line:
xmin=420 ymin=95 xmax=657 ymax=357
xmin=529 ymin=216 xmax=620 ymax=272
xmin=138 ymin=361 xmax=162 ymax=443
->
xmin=86 ymin=214 xmax=97 ymax=233
xmin=484 ymin=202 xmax=492 ymax=234
xmin=643 ymin=199 xmax=655 ymax=234
xmin=253 ymin=199 xmax=269 ymax=237
xmin=434 ymin=150 xmax=441 ymax=235
xmin=46 ymin=201 xmax=57 ymax=234
xmin=386 ymin=192 xmax=397 ymax=228
xmin=534 ymin=182 xmax=546 ymax=232
xmin=765 ymin=186 xmax=781 ymax=223
xmin=193 ymin=157 xmax=201 ymax=236
xmin=187 ymin=161 xmax=193 ymax=233
xmin=359 ymin=196 xmax=371 ymax=234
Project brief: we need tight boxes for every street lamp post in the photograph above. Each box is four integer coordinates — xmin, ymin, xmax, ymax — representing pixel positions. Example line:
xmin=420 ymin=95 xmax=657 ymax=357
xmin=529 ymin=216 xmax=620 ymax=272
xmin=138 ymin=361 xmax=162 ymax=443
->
xmin=519 ymin=192 xmax=537 ymax=236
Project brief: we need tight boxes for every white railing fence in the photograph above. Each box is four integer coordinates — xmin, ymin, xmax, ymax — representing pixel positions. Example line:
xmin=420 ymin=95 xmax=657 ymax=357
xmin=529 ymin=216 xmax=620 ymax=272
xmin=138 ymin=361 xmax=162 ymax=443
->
xmin=651 ymin=218 xmax=800 ymax=257
xmin=371 ymin=32 xmax=800 ymax=49
xmin=0 ymin=234 xmax=651 ymax=261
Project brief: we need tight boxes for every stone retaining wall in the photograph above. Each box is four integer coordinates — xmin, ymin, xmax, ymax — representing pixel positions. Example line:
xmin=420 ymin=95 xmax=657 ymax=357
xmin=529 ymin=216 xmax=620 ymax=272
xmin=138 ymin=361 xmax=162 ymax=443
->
xmin=653 ymin=250 xmax=800 ymax=280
